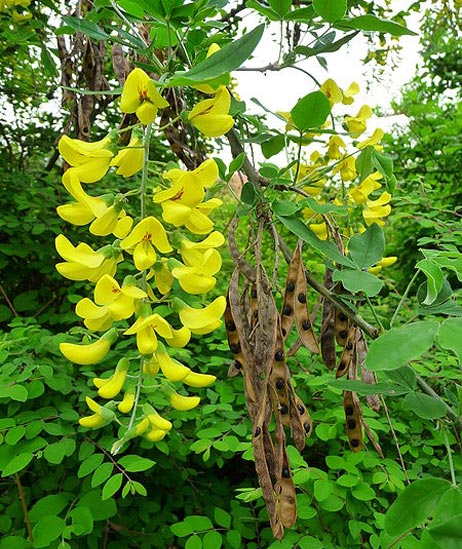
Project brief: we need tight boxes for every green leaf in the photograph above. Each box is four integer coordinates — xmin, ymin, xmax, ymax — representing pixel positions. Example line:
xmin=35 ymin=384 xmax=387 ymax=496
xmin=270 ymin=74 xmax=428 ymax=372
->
xmin=131 ymin=481 xmax=147 ymax=496
xmin=61 ymin=16 xmax=111 ymax=40
xmin=118 ymin=455 xmax=156 ymax=472
xmin=268 ymin=0 xmax=292 ymax=18
xmin=1 ymin=452 xmax=34 ymax=477
xmin=276 ymin=214 xmax=356 ymax=268
xmin=356 ymin=147 xmax=374 ymax=181
xmin=428 ymin=488 xmax=462 ymax=549
xmin=438 ymin=318 xmax=462 ymax=364
xmin=246 ymin=0 xmax=280 ymax=21
xmin=313 ymin=0 xmax=347 ymax=22
xmin=385 ymin=366 xmax=417 ymax=391
xmin=227 ymin=152 xmax=246 ymax=180
xmin=372 ymin=150 xmax=396 ymax=192
xmin=226 ymin=530 xmax=242 ymax=549
xmin=402 ymin=392 xmax=447 ymax=420
xmin=241 ymin=182 xmax=258 ymax=205
xmin=416 ymin=259 xmax=444 ymax=305
xmin=214 ymin=507 xmax=231 ymax=529
xmin=185 ymin=535 xmax=202 ymax=549
xmin=169 ymin=24 xmax=265 ymax=85
xmin=32 ymin=516 xmax=66 ymax=548
xmin=0 ymin=384 xmax=28 ymax=402
xmin=333 ymin=269 xmax=383 ymax=297
xmin=272 ymin=200 xmax=300 ymax=217
xmin=351 ymin=482 xmax=376 ymax=501
xmin=78 ymin=453 xmax=104 ymax=478
xmin=183 ymin=515 xmax=213 ymax=532
xmin=261 ymin=134 xmax=285 ymax=158
xmin=78 ymin=490 xmax=117 ymax=521
xmin=298 ymin=535 xmax=324 ymax=549
xmin=291 ymin=91 xmax=331 ymax=131
xmin=384 ymin=478 xmax=451 ymax=537
xmin=313 ymin=479 xmax=332 ymax=501
xmin=171 ymin=521 xmax=194 ymax=537
xmin=101 ymin=473 xmax=123 ymax=500
xmin=70 ymin=506 xmax=94 ymax=536
xmin=339 ymin=15 xmax=417 ymax=36
xmin=91 ymin=462 xmax=114 ymax=488
xmin=366 ymin=321 xmax=439 ymax=371
xmin=29 ymin=494 xmax=71 ymax=523
xmin=348 ymin=223 xmax=385 ymax=269
xmin=203 ymin=531 xmax=222 ymax=549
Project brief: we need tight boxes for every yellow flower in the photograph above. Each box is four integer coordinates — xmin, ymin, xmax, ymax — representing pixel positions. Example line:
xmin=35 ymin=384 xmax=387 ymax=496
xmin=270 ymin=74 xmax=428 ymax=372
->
xmin=163 ymin=326 xmax=191 ymax=348
xmin=320 ymin=78 xmax=343 ymax=105
xmin=368 ymin=256 xmax=398 ymax=275
xmin=327 ymin=135 xmax=346 ymax=160
xmin=334 ymin=155 xmax=357 ymax=182
xmin=188 ymin=86 xmax=234 ymax=137
xmin=172 ymin=248 xmax=222 ymax=294
xmin=342 ymin=81 xmax=360 ymax=105
xmin=348 ymin=172 xmax=382 ymax=205
xmin=119 ymin=67 xmax=169 ymax=125
xmin=94 ymin=357 xmax=129 ymax=399
xmin=124 ymin=314 xmax=174 ymax=354
xmin=79 ymin=397 xmax=116 ymax=428
xmin=363 ymin=191 xmax=392 ymax=226
xmin=120 ymin=216 xmax=172 ymax=271
xmin=59 ymin=328 xmax=117 ymax=365
xmin=110 ymin=130 xmax=144 ymax=177
xmin=55 ymin=234 xmax=122 ymax=282
xmin=356 ymin=128 xmax=385 ymax=149
xmin=156 ymin=350 xmax=191 ymax=381
xmin=178 ymin=296 xmax=226 ymax=335
xmin=89 ymin=205 xmax=133 ymax=238
xmin=58 ymin=134 xmax=114 ymax=183
xmin=183 ymin=371 xmax=216 ymax=387
xmin=179 ymin=231 xmax=225 ymax=264
xmin=118 ymin=386 xmax=135 ymax=413
xmin=344 ymin=105 xmax=373 ymax=138
xmin=169 ymin=391 xmax=200 ymax=411
xmin=310 ymin=222 xmax=328 ymax=240
xmin=150 ymin=260 xmax=174 ymax=295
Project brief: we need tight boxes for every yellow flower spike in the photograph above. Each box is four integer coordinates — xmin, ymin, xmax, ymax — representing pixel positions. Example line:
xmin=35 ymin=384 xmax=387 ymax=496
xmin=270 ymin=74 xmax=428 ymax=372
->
xmin=344 ymin=105 xmax=373 ymax=138
xmin=172 ymin=248 xmax=222 ymax=294
xmin=124 ymin=313 xmax=174 ymax=355
xmin=320 ymin=78 xmax=343 ymax=105
xmin=119 ymin=67 xmax=169 ymax=125
xmin=120 ymin=216 xmax=173 ymax=271
xmin=178 ymin=296 xmax=226 ymax=335
xmin=183 ymin=371 xmax=216 ymax=388
xmin=97 ymin=357 xmax=129 ymax=399
xmin=164 ymin=326 xmax=191 ymax=348
xmin=118 ymin=390 xmax=135 ymax=413
xmin=110 ymin=131 xmax=145 ymax=177
xmin=59 ymin=328 xmax=117 ymax=365
xmin=188 ymin=86 xmax=234 ymax=137
xmin=327 ymin=135 xmax=346 ymax=160
xmin=169 ymin=391 xmax=200 ymax=411
xmin=356 ymin=128 xmax=385 ymax=149
xmin=156 ymin=350 xmax=191 ymax=382
xmin=348 ymin=172 xmax=383 ymax=205
xmin=342 ymin=81 xmax=360 ymax=105
xmin=58 ymin=134 xmax=114 ymax=183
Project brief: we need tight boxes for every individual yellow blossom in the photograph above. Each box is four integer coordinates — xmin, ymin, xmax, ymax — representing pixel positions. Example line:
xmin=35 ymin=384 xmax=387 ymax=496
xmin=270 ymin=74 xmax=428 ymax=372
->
xmin=124 ymin=313 xmax=174 ymax=354
xmin=55 ymin=235 xmax=122 ymax=282
xmin=327 ymin=135 xmax=346 ymax=160
xmin=59 ymin=169 xmax=107 ymax=220
xmin=368 ymin=256 xmax=398 ymax=275
xmin=120 ymin=216 xmax=173 ymax=271
xmin=178 ymin=296 xmax=226 ymax=335
xmin=12 ymin=9 xmax=32 ymax=21
xmin=79 ymin=397 xmax=116 ymax=428
xmin=171 ymin=248 xmax=222 ymax=294
xmin=163 ymin=326 xmax=191 ymax=348
xmin=59 ymin=134 xmax=115 ymax=183
xmin=179 ymin=231 xmax=225 ymax=264
xmin=348 ymin=172 xmax=383 ymax=205
xmin=169 ymin=391 xmax=200 ymax=411
xmin=110 ymin=130 xmax=144 ymax=177
xmin=119 ymin=67 xmax=169 ymax=125
xmin=59 ymin=328 xmax=117 ymax=365
xmin=334 ymin=155 xmax=357 ymax=182
xmin=94 ymin=357 xmax=129 ymax=399
xmin=144 ymin=429 xmax=169 ymax=442
xmin=344 ymin=105 xmax=373 ymax=138
xmin=139 ymin=405 xmax=173 ymax=441
xmin=156 ymin=350 xmax=191 ymax=381
xmin=143 ymin=355 xmax=160 ymax=375
xmin=310 ymin=222 xmax=328 ymax=240
xmin=188 ymin=86 xmax=234 ymax=137
xmin=118 ymin=386 xmax=136 ymax=413
xmin=363 ymin=191 xmax=392 ymax=226
xmin=320 ymin=78 xmax=343 ymax=105
xmin=342 ymin=81 xmax=360 ymax=105
xmin=89 ymin=203 xmax=133 ymax=239
xmin=183 ymin=371 xmax=216 ymax=387
xmin=356 ymin=128 xmax=385 ymax=149
xmin=150 ymin=259 xmax=174 ymax=295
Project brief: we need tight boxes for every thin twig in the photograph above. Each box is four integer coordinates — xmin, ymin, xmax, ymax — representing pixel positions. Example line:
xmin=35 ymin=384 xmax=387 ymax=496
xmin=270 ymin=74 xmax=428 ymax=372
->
xmin=0 ymin=283 xmax=18 ymax=317
xmin=380 ymin=396 xmax=410 ymax=484
xmin=15 ymin=473 xmax=33 ymax=542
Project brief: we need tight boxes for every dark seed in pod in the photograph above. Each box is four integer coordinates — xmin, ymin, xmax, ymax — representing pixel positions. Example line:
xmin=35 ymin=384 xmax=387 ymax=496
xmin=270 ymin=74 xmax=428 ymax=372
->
xmin=254 ymin=426 xmax=261 ymax=437
xmin=338 ymin=360 xmax=347 ymax=371
xmin=304 ymin=422 xmax=311 ymax=433
xmin=281 ymin=327 xmax=287 ymax=336
xmin=275 ymin=378 xmax=285 ymax=390
xmin=339 ymin=312 xmax=348 ymax=322
xmin=225 ymin=320 xmax=236 ymax=331
xmin=280 ymin=405 xmax=289 ymax=415
xmin=286 ymin=281 xmax=295 ymax=292
xmin=302 ymin=319 xmax=311 ymax=330
xmin=297 ymin=404 xmax=305 ymax=414
xmin=348 ymin=419 xmax=356 ymax=430
xmin=275 ymin=350 xmax=284 ymax=361
xmin=350 ymin=438 xmax=360 ymax=448
xmin=338 ymin=329 xmax=348 ymax=340
xmin=229 ymin=342 xmax=241 ymax=354
xmin=345 ymin=405 xmax=354 ymax=416
xmin=234 ymin=360 xmax=242 ymax=370
xmin=346 ymin=341 xmax=353 ymax=351
xmin=282 ymin=305 xmax=293 ymax=316
xmin=298 ymin=293 xmax=306 ymax=303
xmin=251 ymin=287 xmax=257 ymax=299
xmin=282 ymin=468 xmax=291 ymax=478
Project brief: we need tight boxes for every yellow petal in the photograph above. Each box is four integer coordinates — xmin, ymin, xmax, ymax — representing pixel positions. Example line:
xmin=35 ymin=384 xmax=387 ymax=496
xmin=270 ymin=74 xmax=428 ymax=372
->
xmin=118 ymin=391 xmax=135 ymax=413
xmin=169 ymin=392 xmax=200 ymax=411
xmin=55 ymin=235 xmax=104 ymax=268
xmin=157 ymin=352 xmax=190 ymax=381
xmin=133 ymin=240 xmax=157 ymax=270
xmin=57 ymin=202 xmax=95 ymax=226
xmin=148 ymin=411 xmax=172 ymax=431
xmin=98 ymin=368 xmax=127 ymax=399
xmin=59 ymin=338 xmax=111 ymax=365
xmin=179 ymin=296 xmax=226 ymax=332
xmin=182 ymin=371 xmax=216 ymax=388
xmin=164 ymin=326 xmax=191 ymax=348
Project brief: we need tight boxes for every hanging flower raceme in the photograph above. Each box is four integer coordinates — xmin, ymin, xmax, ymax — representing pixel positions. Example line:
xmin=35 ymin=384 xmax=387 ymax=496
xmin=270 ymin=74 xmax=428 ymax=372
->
xmin=188 ymin=86 xmax=234 ymax=137
xmin=119 ymin=67 xmax=169 ymax=125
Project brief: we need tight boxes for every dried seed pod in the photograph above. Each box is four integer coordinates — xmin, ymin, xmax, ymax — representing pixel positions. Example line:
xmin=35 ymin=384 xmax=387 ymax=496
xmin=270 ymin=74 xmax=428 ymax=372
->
xmin=343 ymin=391 xmax=363 ymax=452
xmin=357 ymin=331 xmax=381 ymax=411
xmin=111 ymin=43 xmax=127 ymax=85
xmin=280 ymin=243 xmax=301 ymax=339
xmin=269 ymin=326 xmax=291 ymax=426
xmin=225 ymin=296 xmax=246 ymax=378
xmin=335 ymin=326 xmax=357 ymax=378
xmin=321 ymin=269 xmax=336 ymax=370
xmin=289 ymin=391 xmax=312 ymax=451
xmin=249 ymin=283 xmax=259 ymax=328
xmin=294 ymin=242 xmax=319 ymax=354
xmin=278 ymin=450 xmax=297 ymax=528
xmin=335 ymin=308 xmax=350 ymax=346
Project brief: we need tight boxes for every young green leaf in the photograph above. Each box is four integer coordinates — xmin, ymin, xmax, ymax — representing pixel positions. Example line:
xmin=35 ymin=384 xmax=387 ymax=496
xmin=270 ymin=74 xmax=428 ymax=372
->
xmin=313 ymin=0 xmax=347 ymax=22
xmin=348 ymin=223 xmax=385 ymax=269
xmin=402 ymin=392 xmax=447 ymax=420
xmin=339 ymin=15 xmax=417 ymax=36
xmin=333 ymin=268 xmax=383 ymax=297
xmin=438 ymin=317 xmax=462 ymax=364
xmin=291 ymin=91 xmax=331 ymax=131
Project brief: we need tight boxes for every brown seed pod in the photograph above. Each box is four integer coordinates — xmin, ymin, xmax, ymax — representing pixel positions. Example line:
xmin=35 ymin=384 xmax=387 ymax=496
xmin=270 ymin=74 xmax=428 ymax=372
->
xmin=249 ymin=283 xmax=259 ymax=328
xmin=335 ymin=308 xmax=350 ymax=347
xmin=270 ymin=347 xmax=291 ymax=427
xmin=225 ymin=294 xmax=246 ymax=378
xmin=280 ymin=243 xmax=300 ymax=339
xmin=357 ymin=330 xmax=381 ymax=411
xmin=321 ymin=269 xmax=336 ymax=370
xmin=343 ymin=390 xmax=363 ymax=452
xmin=288 ymin=391 xmax=312 ymax=451
xmin=335 ymin=326 xmax=357 ymax=378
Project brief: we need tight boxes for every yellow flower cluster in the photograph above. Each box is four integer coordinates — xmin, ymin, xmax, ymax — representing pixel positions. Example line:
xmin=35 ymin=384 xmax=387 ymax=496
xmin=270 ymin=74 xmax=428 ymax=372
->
xmin=56 ymin=67 xmax=231 ymax=449
xmin=0 ymin=0 xmax=32 ymax=21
